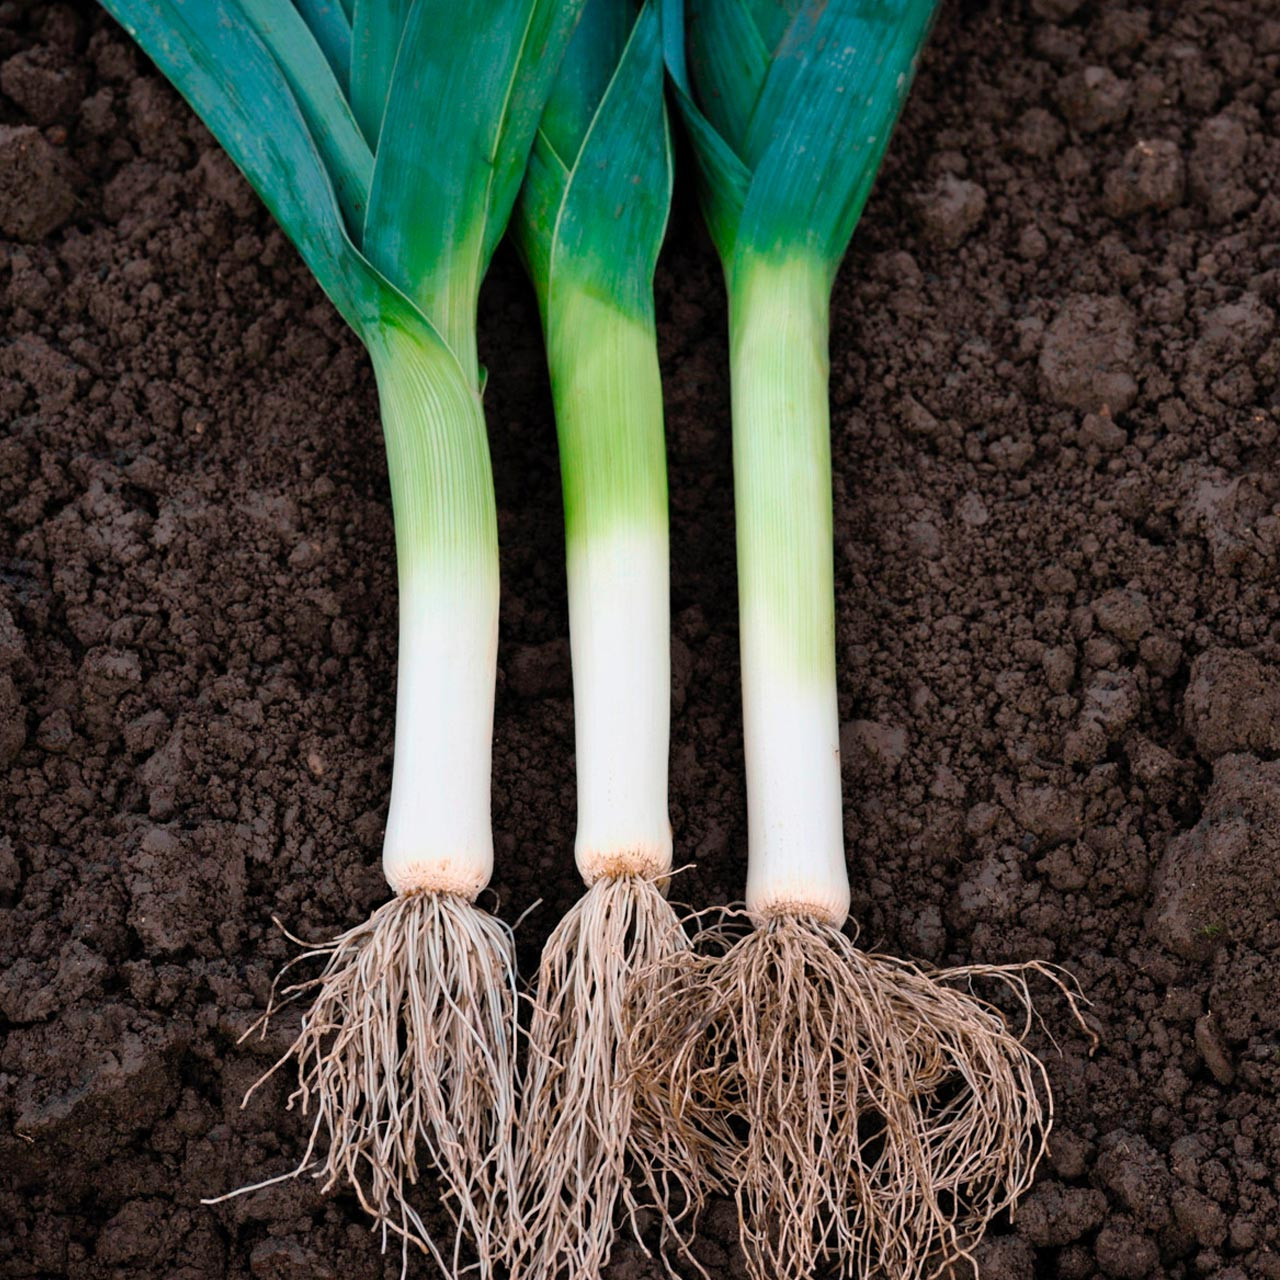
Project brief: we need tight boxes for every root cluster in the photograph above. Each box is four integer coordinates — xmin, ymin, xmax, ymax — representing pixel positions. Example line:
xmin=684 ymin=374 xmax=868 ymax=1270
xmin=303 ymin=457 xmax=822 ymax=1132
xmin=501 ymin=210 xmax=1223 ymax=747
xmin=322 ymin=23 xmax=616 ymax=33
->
xmin=215 ymin=892 xmax=1086 ymax=1280
xmin=627 ymin=912 xmax=1085 ymax=1280
xmin=213 ymin=892 xmax=518 ymax=1277
xmin=510 ymin=874 xmax=687 ymax=1280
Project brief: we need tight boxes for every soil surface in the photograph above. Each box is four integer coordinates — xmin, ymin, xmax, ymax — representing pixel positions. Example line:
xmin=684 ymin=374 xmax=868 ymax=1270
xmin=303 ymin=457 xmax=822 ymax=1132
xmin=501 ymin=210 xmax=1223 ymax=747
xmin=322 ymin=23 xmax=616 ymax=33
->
xmin=3 ymin=1 xmax=1280 ymax=1277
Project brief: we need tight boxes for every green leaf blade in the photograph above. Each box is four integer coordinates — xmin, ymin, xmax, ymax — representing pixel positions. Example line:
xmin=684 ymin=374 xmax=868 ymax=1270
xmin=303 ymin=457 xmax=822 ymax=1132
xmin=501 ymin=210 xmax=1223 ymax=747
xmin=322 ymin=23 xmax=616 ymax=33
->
xmin=667 ymin=0 xmax=936 ymax=275
xmin=349 ymin=0 xmax=413 ymax=146
xmin=536 ymin=0 xmax=673 ymax=326
xmin=363 ymin=0 xmax=586 ymax=386
xmin=660 ymin=0 xmax=751 ymax=261
xmin=686 ymin=0 xmax=768 ymax=152
xmin=538 ymin=0 xmax=632 ymax=165
xmin=742 ymin=0 xmax=935 ymax=271
xmin=743 ymin=0 xmax=795 ymax=51
xmin=478 ymin=0 xmax=591 ymax=268
xmin=292 ymin=0 xmax=352 ymax=94
xmin=238 ymin=0 xmax=372 ymax=233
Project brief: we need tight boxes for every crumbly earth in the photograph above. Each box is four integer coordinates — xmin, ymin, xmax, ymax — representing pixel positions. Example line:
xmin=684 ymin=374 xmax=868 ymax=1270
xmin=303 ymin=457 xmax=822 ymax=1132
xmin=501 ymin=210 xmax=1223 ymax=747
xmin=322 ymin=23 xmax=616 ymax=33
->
xmin=2 ymin=1 xmax=1279 ymax=1277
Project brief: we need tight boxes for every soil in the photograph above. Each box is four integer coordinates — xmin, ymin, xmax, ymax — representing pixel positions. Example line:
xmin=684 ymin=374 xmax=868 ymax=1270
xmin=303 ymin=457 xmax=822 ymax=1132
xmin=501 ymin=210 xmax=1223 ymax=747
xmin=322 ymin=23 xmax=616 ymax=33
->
xmin=2 ymin=0 xmax=1280 ymax=1277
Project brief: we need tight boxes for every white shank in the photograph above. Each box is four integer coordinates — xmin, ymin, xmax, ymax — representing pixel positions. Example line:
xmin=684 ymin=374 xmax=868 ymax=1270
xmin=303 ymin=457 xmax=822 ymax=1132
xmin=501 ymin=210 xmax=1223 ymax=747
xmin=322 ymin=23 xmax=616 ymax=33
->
xmin=382 ymin=571 xmax=497 ymax=899
xmin=568 ymin=525 xmax=673 ymax=884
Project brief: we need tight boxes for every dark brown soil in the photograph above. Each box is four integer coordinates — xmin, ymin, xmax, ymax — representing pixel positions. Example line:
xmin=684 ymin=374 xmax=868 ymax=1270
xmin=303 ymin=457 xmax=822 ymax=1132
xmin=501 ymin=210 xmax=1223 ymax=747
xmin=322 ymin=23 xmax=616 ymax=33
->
xmin=3 ymin=1 xmax=1280 ymax=1277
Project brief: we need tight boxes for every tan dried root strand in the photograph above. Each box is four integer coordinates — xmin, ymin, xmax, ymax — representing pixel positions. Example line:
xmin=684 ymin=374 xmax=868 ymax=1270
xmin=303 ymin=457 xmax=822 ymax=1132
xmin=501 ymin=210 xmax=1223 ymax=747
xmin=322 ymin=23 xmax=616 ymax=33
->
xmin=627 ymin=913 xmax=1091 ymax=1280
xmin=205 ymin=892 xmax=518 ymax=1279
xmin=509 ymin=874 xmax=691 ymax=1280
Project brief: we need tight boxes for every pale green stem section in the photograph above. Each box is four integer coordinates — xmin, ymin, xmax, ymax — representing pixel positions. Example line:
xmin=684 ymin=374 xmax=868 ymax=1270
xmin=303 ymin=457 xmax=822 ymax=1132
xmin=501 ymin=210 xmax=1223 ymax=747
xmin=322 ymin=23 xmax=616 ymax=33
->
xmin=729 ymin=253 xmax=849 ymax=925
xmin=548 ymin=286 xmax=668 ymax=538
xmin=545 ymin=284 xmax=671 ymax=880
xmin=368 ymin=324 xmax=500 ymax=896
xmin=371 ymin=323 xmax=497 ymax=581
xmin=729 ymin=255 xmax=834 ymax=678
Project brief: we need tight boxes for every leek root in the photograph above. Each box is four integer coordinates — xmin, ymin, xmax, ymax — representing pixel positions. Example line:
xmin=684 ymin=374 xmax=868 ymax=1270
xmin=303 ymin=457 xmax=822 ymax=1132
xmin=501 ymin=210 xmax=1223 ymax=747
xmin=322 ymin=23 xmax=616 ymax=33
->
xmin=630 ymin=915 xmax=1088 ymax=1280
xmin=222 ymin=896 xmax=517 ymax=1275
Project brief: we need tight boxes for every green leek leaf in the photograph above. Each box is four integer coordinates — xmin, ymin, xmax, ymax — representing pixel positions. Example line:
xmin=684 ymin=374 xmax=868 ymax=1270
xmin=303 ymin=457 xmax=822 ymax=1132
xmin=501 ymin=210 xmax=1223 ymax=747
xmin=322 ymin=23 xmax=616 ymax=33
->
xmin=292 ymin=0 xmax=352 ymax=95
xmin=686 ymin=0 xmax=767 ymax=152
xmin=660 ymin=0 xmax=751 ymax=261
xmin=537 ymin=0 xmax=632 ymax=167
xmin=665 ymin=0 xmax=936 ymax=277
xmin=349 ymin=0 xmax=413 ymax=146
xmin=742 ymin=0 xmax=794 ymax=51
xmin=238 ymin=0 xmax=371 ymax=232
xmin=520 ymin=0 xmax=672 ymax=329
xmin=363 ymin=0 xmax=587 ymax=386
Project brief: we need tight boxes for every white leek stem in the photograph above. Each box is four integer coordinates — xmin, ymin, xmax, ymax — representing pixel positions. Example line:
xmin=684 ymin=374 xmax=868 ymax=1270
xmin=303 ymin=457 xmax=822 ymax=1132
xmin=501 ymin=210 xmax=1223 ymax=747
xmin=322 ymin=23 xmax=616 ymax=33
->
xmin=567 ymin=525 xmax=671 ymax=881
xmin=548 ymin=288 xmax=672 ymax=884
xmin=383 ymin=574 xmax=497 ymax=896
xmin=730 ymin=255 xmax=849 ymax=927
xmin=370 ymin=325 xmax=499 ymax=898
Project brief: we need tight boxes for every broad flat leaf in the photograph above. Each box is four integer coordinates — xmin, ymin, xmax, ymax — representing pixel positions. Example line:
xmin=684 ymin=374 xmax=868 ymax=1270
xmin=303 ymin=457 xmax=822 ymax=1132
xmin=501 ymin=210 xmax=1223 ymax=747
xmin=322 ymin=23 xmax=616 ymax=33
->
xmin=686 ymin=0 xmax=767 ymax=150
xmin=363 ymin=0 xmax=586 ymax=386
xmin=349 ymin=0 xmax=413 ymax=146
xmin=100 ymin=0 xmax=436 ymax=357
xmin=293 ymin=0 xmax=352 ymax=94
xmin=738 ymin=0 xmax=934 ymax=274
xmin=743 ymin=0 xmax=795 ymax=51
xmin=478 ymin=0 xmax=591 ymax=270
xmin=660 ymin=0 xmax=751 ymax=262
xmin=537 ymin=0 xmax=632 ymax=167
xmin=664 ymin=0 xmax=935 ymax=273
xmin=517 ymin=0 xmax=671 ymax=327
xmin=240 ymin=0 xmax=371 ymax=232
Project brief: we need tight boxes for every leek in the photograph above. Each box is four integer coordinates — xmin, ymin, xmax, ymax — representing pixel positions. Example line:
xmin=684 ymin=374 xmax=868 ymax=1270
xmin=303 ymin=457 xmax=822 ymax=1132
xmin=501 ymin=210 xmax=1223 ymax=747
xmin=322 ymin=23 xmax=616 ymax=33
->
xmin=628 ymin=4 xmax=1087 ymax=1278
xmin=507 ymin=4 xmax=685 ymax=1276
xmin=97 ymin=1 xmax=583 ymax=1273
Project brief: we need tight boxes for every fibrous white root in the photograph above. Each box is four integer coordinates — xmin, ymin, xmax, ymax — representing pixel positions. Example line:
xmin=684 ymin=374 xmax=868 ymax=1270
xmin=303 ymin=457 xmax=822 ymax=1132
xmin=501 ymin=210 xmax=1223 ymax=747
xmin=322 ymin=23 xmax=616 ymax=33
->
xmin=208 ymin=891 xmax=518 ymax=1279
xmin=627 ymin=912 xmax=1091 ymax=1280
xmin=510 ymin=873 xmax=689 ymax=1280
